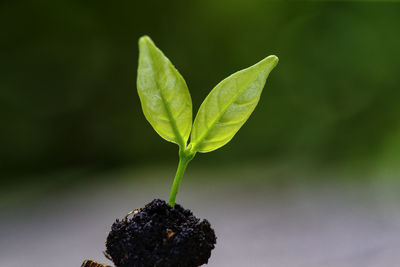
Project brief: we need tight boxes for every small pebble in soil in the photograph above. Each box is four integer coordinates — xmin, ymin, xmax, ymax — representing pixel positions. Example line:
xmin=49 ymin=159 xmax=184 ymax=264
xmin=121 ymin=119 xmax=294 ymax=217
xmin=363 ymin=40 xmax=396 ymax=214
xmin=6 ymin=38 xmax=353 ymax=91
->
xmin=106 ymin=199 xmax=216 ymax=267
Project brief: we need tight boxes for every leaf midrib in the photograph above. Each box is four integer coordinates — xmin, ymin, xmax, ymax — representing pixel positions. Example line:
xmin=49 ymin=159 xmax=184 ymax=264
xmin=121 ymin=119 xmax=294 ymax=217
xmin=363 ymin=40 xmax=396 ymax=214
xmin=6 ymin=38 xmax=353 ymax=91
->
xmin=150 ymin=52 xmax=186 ymax=147
xmin=191 ymin=71 xmax=261 ymax=152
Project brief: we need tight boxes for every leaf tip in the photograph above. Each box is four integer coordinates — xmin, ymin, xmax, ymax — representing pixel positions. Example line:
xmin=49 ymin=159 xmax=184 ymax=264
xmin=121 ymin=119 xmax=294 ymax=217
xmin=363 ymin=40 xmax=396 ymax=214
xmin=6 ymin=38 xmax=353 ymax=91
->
xmin=262 ymin=55 xmax=279 ymax=69
xmin=270 ymin=55 xmax=279 ymax=65
xmin=138 ymin=35 xmax=154 ymax=48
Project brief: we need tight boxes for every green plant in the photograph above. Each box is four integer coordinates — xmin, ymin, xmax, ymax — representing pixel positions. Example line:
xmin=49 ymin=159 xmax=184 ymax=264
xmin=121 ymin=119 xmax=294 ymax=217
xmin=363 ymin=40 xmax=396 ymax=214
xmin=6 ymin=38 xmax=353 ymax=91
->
xmin=137 ymin=36 xmax=278 ymax=207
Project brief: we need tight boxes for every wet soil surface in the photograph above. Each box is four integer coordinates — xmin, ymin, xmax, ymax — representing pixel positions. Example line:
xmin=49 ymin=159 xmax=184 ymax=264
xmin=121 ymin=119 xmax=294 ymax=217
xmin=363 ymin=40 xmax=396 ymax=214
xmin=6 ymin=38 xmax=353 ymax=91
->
xmin=106 ymin=199 xmax=216 ymax=267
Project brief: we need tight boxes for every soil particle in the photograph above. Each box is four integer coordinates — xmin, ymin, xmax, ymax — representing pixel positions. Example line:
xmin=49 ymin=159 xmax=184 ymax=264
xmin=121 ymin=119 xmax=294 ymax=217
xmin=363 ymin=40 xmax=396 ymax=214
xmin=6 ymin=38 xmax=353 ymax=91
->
xmin=81 ymin=260 xmax=111 ymax=267
xmin=105 ymin=199 xmax=216 ymax=267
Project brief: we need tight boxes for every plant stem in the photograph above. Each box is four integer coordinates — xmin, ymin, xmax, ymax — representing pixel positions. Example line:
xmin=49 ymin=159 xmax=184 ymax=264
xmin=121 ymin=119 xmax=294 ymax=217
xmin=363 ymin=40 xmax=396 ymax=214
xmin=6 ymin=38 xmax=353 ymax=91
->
xmin=168 ymin=147 xmax=195 ymax=207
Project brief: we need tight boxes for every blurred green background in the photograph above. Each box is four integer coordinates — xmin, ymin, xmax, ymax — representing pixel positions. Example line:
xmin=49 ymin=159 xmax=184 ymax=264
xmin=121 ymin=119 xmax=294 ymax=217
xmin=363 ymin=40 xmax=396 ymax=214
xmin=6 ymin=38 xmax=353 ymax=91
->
xmin=1 ymin=1 xmax=400 ymax=175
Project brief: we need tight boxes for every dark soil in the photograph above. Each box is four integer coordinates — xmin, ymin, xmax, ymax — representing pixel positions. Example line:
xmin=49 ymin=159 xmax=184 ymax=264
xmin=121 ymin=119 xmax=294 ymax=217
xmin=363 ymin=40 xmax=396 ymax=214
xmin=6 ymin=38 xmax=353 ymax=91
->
xmin=105 ymin=199 xmax=216 ymax=267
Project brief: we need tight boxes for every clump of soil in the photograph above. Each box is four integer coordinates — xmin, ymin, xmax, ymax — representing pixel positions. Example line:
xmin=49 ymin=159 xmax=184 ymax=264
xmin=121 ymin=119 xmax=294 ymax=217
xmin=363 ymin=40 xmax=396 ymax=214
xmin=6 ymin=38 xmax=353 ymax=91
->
xmin=105 ymin=199 xmax=216 ymax=267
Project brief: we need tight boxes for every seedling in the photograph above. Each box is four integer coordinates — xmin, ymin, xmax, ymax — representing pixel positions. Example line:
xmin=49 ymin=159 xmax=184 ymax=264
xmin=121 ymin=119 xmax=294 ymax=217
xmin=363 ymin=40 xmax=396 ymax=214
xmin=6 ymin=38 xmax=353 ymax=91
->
xmin=137 ymin=35 xmax=278 ymax=207
xmin=102 ymin=36 xmax=278 ymax=267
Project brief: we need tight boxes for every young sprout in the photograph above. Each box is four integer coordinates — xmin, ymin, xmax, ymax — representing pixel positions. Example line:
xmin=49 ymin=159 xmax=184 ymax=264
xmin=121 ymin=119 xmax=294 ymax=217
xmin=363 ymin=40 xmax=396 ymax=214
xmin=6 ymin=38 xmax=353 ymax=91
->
xmin=137 ymin=36 xmax=278 ymax=207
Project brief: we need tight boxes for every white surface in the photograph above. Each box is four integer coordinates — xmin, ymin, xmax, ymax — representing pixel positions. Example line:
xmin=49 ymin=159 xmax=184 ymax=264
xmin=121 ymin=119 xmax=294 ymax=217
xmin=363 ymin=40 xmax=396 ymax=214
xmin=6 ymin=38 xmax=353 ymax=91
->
xmin=1 ymin=167 xmax=399 ymax=267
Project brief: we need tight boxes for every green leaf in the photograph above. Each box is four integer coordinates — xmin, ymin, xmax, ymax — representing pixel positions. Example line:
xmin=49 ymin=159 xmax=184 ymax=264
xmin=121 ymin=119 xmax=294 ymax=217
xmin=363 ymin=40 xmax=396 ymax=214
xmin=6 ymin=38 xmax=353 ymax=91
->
xmin=137 ymin=36 xmax=192 ymax=147
xmin=190 ymin=56 xmax=278 ymax=153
